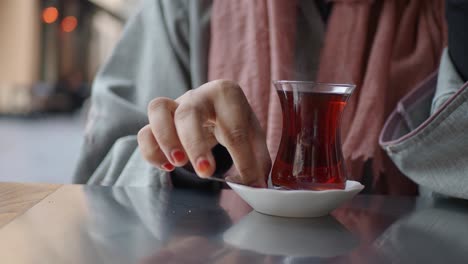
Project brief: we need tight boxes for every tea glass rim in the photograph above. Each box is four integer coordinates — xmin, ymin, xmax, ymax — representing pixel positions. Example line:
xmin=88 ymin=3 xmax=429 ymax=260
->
xmin=273 ymin=80 xmax=356 ymax=94
xmin=273 ymin=80 xmax=356 ymax=88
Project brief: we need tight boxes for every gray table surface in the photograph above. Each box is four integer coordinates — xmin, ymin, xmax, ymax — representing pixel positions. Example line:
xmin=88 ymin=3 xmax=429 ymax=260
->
xmin=0 ymin=185 xmax=467 ymax=263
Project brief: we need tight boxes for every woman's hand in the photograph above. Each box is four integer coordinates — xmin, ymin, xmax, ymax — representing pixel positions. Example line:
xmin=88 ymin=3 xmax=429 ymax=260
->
xmin=137 ymin=80 xmax=271 ymax=187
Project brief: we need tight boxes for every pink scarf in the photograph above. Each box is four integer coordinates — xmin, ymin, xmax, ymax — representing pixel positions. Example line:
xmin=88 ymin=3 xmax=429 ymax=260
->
xmin=317 ymin=0 xmax=447 ymax=194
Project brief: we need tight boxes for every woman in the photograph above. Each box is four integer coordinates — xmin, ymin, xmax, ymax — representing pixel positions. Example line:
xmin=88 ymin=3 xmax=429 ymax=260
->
xmin=75 ymin=0 xmax=466 ymax=198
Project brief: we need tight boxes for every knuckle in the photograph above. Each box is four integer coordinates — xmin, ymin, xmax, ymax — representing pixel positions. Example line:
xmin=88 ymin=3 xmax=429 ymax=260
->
xmin=145 ymin=145 xmax=163 ymax=164
xmin=174 ymin=104 xmax=199 ymax=122
xmin=183 ymin=136 xmax=208 ymax=154
xmin=214 ymin=79 xmax=244 ymax=98
xmin=213 ymin=79 xmax=239 ymax=89
xmin=147 ymin=97 xmax=170 ymax=113
xmin=137 ymin=126 xmax=150 ymax=143
xmin=154 ymin=126 xmax=174 ymax=144
xmin=137 ymin=126 xmax=163 ymax=164
xmin=183 ymin=89 xmax=194 ymax=98
xmin=148 ymin=150 xmax=162 ymax=163
xmin=176 ymin=90 xmax=195 ymax=104
xmin=225 ymin=128 xmax=249 ymax=146
xmin=137 ymin=129 xmax=144 ymax=142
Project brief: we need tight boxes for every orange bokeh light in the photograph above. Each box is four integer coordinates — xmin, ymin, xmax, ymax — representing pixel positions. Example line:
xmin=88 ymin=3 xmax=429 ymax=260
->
xmin=61 ymin=16 xmax=78 ymax=33
xmin=42 ymin=7 xmax=59 ymax=24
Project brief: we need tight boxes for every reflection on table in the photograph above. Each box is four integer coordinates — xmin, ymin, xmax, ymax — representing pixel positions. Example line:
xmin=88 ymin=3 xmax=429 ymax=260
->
xmin=0 ymin=185 xmax=467 ymax=263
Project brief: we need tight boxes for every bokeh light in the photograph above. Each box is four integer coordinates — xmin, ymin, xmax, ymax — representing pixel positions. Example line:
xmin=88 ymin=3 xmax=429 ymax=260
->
xmin=42 ymin=7 xmax=59 ymax=24
xmin=61 ymin=16 xmax=78 ymax=33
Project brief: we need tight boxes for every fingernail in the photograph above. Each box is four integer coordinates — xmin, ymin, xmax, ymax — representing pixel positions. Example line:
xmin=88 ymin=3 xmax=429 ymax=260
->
xmin=162 ymin=163 xmax=174 ymax=171
xmin=196 ymin=158 xmax=211 ymax=173
xmin=171 ymin=149 xmax=186 ymax=163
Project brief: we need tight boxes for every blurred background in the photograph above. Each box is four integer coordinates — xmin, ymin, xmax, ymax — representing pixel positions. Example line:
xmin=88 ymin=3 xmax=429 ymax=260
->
xmin=0 ymin=0 xmax=140 ymax=183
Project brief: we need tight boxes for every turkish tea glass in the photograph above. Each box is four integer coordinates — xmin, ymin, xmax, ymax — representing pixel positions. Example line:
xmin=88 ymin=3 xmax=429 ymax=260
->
xmin=271 ymin=81 xmax=356 ymax=190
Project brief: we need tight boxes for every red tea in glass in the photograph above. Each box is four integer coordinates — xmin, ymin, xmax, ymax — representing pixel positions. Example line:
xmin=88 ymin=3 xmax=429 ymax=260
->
xmin=271 ymin=81 xmax=355 ymax=190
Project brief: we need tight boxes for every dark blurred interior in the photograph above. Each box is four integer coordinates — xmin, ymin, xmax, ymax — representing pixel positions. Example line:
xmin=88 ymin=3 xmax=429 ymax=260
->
xmin=0 ymin=0 xmax=140 ymax=115
xmin=0 ymin=0 xmax=138 ymax=183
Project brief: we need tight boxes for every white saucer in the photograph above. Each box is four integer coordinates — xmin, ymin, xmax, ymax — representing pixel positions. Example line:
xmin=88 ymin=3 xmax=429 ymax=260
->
xmin=227 ymin=180 xmax=364 ymax=218
xmin=223 ymin=211 xmax=358 ymax=257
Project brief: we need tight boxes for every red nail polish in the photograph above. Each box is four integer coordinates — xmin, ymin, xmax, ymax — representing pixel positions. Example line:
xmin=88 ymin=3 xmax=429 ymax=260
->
xmin=172 ymin=150 xmax=186 ymax=163
xmin=196 ymin=159 xmax=211 ymax=173
xmin=162 ymin=163 xmax=174 ymax=171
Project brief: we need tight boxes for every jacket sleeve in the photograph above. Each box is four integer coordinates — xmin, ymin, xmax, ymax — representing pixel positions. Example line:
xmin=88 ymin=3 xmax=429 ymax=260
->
xmin=380 ymin=48 xmax=468 ymax=200
xmin=73 ymin=0 xmax=230 ymax=187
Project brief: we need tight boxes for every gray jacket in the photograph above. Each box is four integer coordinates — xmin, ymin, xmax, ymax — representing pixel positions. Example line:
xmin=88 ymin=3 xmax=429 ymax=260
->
xmin=74 ymin=0 xmax=212 ymax=187
xmin=380 ymin=49 xmax=468 ymax=199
